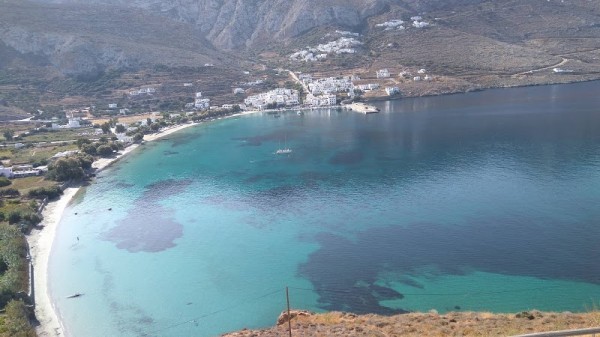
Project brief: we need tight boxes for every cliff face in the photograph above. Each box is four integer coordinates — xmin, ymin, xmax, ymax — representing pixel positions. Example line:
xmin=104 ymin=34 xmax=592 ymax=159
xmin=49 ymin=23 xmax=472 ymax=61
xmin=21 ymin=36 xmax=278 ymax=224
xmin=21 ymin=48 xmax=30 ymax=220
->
xmin=28 ymin=0 xmax=394 ymax=50
xmin=0 ymin=0 xmax=522 ymax=77
xmin=0 ymin=0 xmax=225 ymax=78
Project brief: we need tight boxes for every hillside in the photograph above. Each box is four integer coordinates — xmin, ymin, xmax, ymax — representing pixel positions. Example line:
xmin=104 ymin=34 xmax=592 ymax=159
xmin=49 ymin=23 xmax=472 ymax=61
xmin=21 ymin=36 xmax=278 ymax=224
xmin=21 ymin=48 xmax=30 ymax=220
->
xmin=1 ymin=0 xmax=600 ymax=117
xmin=223 ymin=310 xmax=600 ymax=337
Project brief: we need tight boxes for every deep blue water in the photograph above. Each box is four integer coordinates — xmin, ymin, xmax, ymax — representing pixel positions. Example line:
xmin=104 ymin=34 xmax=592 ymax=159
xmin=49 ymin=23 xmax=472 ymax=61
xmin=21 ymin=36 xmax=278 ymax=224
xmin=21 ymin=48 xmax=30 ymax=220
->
xmin=50 ymin=81 xmax=600 ymax=336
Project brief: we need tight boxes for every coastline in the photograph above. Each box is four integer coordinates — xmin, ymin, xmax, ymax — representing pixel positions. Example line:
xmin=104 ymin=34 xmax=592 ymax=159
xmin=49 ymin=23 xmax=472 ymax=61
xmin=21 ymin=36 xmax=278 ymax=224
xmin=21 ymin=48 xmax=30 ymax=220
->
xmin=28 ymin=187 xmax=79 ymax=337
xmin=26 ymin=121 xmax=199 ymax=337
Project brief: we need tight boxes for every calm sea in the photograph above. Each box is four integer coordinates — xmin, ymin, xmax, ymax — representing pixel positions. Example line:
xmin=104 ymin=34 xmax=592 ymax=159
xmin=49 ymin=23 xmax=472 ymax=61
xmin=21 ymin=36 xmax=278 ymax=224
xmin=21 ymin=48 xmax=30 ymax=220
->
xmin=49 ymin=81 xmax=600 ymax=337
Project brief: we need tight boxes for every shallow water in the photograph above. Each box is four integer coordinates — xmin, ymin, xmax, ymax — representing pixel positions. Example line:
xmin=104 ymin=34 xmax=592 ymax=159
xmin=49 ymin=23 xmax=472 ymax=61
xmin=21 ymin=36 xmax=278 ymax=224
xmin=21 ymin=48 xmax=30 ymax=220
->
xmin=50 ymin=81 xmax=600 ymax=336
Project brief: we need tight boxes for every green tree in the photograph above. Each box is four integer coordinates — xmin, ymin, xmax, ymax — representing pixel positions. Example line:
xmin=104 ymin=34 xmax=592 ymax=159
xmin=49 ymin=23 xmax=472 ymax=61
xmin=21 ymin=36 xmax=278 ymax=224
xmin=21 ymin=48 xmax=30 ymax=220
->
xmin=101 ymin=122 xmax=111 ymax=134
xmin=2 ymin=130 xmax=14 ymax=141
xmin=0 ymin=177 xmax=11 ymax=187
xmin=0 ymin=188 xmax=19 ymax=197
xmin=47 ymin=157 xmax=85 ymax=181
xmin=133 ymin=133 xmax=144 ymax=142
xmin=28 ymin=186 xmax=63 ymax=200
xmin=7 ymin=211 xmax=21 ymax=224
xmin=2 ymin=300 xmax=37 ymax=337
xmin=96 ymin=145 xmax=113 ymax=157
xmin=77 ymin=154 xmax=93 ymax=170
xmin=115 ymin=124 xmax=126 ymax=133
xmin=76 ymin=138 xmax=92 ymax=149
xmin=81 ymin=143 xmax=97 ymax=155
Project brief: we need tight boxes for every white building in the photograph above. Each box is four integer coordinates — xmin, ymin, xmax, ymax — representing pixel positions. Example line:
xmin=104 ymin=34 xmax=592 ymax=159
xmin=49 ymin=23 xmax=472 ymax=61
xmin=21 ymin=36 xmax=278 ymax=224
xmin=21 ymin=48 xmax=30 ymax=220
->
xmin=305 ymin=94 xmax=337 ymax=106
xmin=195 ymin=92 xmax=203 ymax=98
xmin=413 ymin=76 xmax=422 ymax=81
xmin=376 ymin=69 xmax=391 ymax=78
xmin=355 ymin=83 xmax=380 ymax=91
xmin=116 ymin=133 xmax=133 ymax=143
xmin=385 ymin=87 xmax=400 ymax=96
xmin=244 ymin=88 xmax=300 ymax=109
xmin=108 ymin=103 xmax=118 ymax=109
xmin=194 ymin=98 xmax=210 ymax=110
xmin=233 ymin=88 xmax=245 ymax=94
xmin=67 ymin=118 xmax=81 ymax=128
xmin=418 ymin=69 xmax=427 ymax=74
xmin=0 ymin=166 xmax=12 ymax=178
xmin=307 ymin=77 xmax=352 ymax=95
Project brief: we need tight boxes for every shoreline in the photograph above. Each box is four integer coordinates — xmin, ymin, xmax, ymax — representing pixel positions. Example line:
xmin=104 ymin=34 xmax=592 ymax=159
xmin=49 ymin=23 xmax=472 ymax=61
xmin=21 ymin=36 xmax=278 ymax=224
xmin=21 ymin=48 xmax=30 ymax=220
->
xmin=26 ymin=121 xmax=199 ymax=337
xmin=21 ymin=82 xmax=599 ymax=336
xmin=28 ymin=187 xmax=79 ymax=337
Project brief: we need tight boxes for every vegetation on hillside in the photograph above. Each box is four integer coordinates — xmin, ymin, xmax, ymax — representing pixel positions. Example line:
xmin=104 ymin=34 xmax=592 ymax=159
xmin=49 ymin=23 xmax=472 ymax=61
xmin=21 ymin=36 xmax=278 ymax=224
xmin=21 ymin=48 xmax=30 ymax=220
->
xmin=0 ymin=224 xmax=35 ymax=337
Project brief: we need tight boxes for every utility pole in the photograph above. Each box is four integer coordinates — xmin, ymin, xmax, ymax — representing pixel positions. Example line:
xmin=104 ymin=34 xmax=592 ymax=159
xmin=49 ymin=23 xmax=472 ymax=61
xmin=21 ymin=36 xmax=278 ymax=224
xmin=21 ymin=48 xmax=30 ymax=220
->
xmin=286 ymin=286 xmax=292 ymax=337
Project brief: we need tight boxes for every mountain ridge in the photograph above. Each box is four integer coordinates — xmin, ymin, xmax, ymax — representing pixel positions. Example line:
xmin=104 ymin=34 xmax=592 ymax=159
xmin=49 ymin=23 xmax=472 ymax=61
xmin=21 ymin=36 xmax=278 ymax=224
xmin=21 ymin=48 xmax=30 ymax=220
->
xmin=1 ymin=0 xmax=600 ymax=116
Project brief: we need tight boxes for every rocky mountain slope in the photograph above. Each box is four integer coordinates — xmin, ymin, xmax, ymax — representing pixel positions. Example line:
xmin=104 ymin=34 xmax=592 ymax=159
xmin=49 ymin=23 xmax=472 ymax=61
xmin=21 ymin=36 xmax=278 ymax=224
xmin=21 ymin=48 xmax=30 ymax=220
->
xmin=0 ymin=0 xmax=223 ymax=79
xmin=1 ymin=0 xmax=600 ymax=116
xmin=29 ymin=0 xmax=395 ymax=50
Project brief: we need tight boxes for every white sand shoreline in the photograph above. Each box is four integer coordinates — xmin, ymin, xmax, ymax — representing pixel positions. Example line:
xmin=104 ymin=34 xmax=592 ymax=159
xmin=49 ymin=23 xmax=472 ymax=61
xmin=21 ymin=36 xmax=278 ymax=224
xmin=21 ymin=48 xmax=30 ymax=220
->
xmin=26 ymin=113 xmax=267 ymax=336
xmin=26 ymin=122 xmax=199 ymax=337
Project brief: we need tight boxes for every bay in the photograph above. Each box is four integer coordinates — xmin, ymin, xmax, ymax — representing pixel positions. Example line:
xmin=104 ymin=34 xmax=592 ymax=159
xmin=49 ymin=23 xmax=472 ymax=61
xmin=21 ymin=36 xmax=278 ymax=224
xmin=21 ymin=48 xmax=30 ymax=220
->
xmin=49 ymin=81 xmax=600 ymax=336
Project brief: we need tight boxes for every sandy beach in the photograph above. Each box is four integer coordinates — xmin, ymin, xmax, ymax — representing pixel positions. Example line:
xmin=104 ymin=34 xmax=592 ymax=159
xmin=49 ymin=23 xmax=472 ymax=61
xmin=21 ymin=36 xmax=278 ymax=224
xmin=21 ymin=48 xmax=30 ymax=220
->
xmin=26 ymin=121 xmax=199 ymax=337
xmin=28 ymin=187 xmax=79 ymax=337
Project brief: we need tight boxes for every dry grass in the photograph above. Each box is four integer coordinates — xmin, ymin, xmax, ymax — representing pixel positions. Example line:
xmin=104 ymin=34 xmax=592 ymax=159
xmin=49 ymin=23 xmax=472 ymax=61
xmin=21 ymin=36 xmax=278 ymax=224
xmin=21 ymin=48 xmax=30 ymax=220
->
xmin=90 ymin=113 xmax=159 ymax=125
xmin=223 ymin=310 xmax=600 ymax=337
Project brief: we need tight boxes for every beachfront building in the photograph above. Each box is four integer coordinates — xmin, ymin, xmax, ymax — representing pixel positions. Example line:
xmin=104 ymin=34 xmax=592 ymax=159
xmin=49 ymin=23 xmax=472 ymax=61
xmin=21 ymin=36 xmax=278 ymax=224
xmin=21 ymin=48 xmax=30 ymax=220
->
xmin=305 ymin=94 xmax=337 ymax=107
xmin=0 ymin=165 xmax=44 ymax=178
xmin=385 ymin=87 xmax=400 ymax=96
xmin=244 ymin=88 xmax=300 ymax=109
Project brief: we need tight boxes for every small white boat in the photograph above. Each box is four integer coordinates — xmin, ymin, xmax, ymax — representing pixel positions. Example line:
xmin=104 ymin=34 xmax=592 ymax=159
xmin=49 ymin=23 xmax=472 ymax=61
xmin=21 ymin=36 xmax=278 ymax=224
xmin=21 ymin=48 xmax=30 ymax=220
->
xmin=276 ymin=136 xmax=292 ymax=154
xmin=276 ymin=148 xmax=292 ymax=154
xmin=297 ymin=111 xmax=304 ymax=115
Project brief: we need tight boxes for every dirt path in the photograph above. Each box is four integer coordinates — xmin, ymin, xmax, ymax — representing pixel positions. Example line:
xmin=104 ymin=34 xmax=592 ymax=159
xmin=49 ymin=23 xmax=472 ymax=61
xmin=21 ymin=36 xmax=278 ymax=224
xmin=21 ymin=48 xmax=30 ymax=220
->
xmin=512 ymin=57 xmax=569 ymax=77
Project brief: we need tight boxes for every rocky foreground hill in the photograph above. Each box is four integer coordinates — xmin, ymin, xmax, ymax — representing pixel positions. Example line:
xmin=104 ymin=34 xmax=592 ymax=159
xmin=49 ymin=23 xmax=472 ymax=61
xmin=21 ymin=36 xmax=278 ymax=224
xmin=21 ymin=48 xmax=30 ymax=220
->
xmin=223 ymin=310 xmax=600 ymax=337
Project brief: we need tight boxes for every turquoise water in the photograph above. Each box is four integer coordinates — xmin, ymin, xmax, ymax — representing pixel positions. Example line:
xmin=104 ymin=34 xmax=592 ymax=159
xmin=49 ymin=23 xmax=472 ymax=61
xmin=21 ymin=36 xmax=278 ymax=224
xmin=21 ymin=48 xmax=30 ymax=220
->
xmin=50 ymin=81 xmax=600 ymax=336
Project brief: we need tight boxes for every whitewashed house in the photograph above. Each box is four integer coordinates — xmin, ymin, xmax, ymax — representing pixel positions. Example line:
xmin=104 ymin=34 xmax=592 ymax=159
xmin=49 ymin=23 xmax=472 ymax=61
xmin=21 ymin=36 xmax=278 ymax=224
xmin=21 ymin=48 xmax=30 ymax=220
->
xmin=67 ymin=118 xmax=81 ymax=128
xmin=376 ymin=69 xmax=391 ymax=78
xmin=194 ymin=98 xmax=210 ymax=110
xmin=385 ymin=87 xmax=400 ymax=96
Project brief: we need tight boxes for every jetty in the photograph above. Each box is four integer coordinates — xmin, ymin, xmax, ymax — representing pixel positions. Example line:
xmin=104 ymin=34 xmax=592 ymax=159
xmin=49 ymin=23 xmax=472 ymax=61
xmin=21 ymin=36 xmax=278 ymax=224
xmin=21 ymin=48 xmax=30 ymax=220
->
xmin=345 ymin=102 xmax=380 ymax=114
